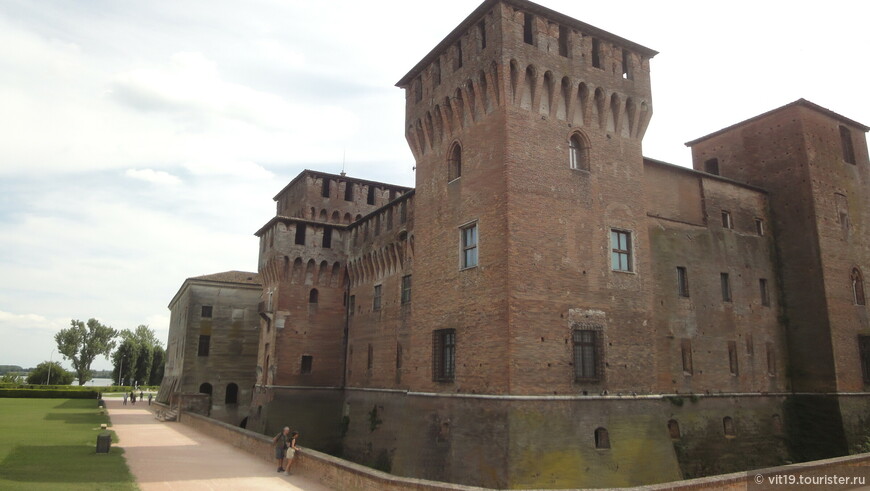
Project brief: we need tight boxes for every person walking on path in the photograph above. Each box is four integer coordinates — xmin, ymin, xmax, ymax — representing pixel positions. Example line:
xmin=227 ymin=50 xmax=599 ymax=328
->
xmin=148 ymin=393 xmax=153 ymax=405
xmin=123 ymin=393 xmax=128 ymax=405
xmin=131 ymin=392 xmax=136 ymax=404
xmin=285 ymin=431 xmax=300 ymax=475
xmin=272 ymin=426 xmax=290 ymax=472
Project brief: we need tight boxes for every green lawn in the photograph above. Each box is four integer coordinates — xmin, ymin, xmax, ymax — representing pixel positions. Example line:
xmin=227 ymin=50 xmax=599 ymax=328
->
xmin=0 ymin=398 xmax=136 ymax=490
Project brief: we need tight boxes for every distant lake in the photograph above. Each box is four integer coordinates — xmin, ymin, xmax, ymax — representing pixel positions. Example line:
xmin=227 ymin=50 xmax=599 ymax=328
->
xmin=84 ymin=378 xmax=114 ymax=387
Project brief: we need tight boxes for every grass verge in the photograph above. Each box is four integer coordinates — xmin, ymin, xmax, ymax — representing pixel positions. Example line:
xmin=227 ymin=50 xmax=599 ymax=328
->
xmin=0 ymin=398 xmax=136 ymax=490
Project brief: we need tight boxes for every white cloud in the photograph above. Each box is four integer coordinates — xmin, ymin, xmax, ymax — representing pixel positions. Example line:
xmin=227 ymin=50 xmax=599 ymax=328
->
xmin=125 ymin=168 xmax=181 ymax=185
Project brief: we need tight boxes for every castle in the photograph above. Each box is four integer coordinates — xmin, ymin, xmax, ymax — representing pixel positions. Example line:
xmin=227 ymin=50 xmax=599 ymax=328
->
xmin=161 ymin=0 xmax=870 ymax=487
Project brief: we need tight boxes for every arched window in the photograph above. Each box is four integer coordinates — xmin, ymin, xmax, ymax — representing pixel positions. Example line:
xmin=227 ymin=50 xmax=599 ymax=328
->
xmin=852 ymin=268 xmax=865 ymax=306
xmin=569 ymin=133 xmax=589 ymax=171
xmin=309 ymin=288 xmax=319 ymax=304
xmin=225 ymin=383 xmax=238 ymax=404
xmin=199 ymin=383 xmax=213 ymax=396
xmin=723 ymin=416 xmax=735 ymax=437
xmin=594 ymin=427 xmax=610 ymax=449
xmin=667 ymin=419 xmax=681 ymax=439
xmin=448 ymin=143 xmax=462 ymax=181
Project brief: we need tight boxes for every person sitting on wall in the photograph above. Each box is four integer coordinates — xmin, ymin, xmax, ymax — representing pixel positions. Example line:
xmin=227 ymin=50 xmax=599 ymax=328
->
xmin=272 ymin=426 xmax=290 ymax=472
xmin=285 ymin=431 xmax=300 ymax=475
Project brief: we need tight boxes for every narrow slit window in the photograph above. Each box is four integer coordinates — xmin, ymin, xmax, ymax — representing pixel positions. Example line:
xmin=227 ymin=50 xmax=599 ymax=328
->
xmin=591 ymin=38 xmax=601 ymax=68
xmin=840 ymin=125 xmax=856 ymax=164
xmin=852 ymin=268 xmax=866 ymax=306
xmin=728 ymin=341 xmax=739 ymax=375
xmin=859 ymin=335 xmax=870 ymax=384
xmin=373 ymin=285 xmax=382 ymax=311
xmin=454 ymin=40 xmax=463 ymax=70
xmin=760 ymin=278 xmax=770 ymax=306
xmin=621 ymin=49 xmax=631 ymax=79
xmin=721 ymin=210 xmax=732 ymax=229
xmin=401 ymin=275 xmax=412 ymax=304
xmin=766 ymin=342 xmax=776 ymax=376
xmin=344 ymin=182 xmax=354 ymax=201
xmin=721 ymin=273 xmax=732 ymax=302
xmin=295 ymin=223 xmax=306 ymax=245
xmin=322 ymin=227 xmax=332 ymax=248
xmin=681 ymin=339 xmax=693 ymax=375
xmin=478 ymin=21 xmax=486 ymax=49
xmin=367 ymin=186 xmax=376 ymax=205
xmin=677 ymin=267 xmax=689 ymax=297
xmin=755 ymin=218 xmax=765 ymax=236
xmin=321 ymin=178 xmax=330 ymax=198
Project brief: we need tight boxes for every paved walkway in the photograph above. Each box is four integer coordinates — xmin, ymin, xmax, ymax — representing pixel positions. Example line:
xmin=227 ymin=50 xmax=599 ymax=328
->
xmin=106 ymin=398 xmax=330 ymax=490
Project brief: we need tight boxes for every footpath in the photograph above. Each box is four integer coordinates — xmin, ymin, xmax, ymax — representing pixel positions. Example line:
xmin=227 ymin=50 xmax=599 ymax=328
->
xmin=106 ymin=398 xmax=331 ymax=490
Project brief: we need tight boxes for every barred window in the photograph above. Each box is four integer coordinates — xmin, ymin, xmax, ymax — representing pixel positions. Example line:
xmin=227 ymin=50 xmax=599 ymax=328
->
xmin=201 ymin=305 xmax=213 ymax=318
xmin=433 ymin=329 xmax=456 ymax=382
xmin=573 ymin=329 xmax=601 ymax=381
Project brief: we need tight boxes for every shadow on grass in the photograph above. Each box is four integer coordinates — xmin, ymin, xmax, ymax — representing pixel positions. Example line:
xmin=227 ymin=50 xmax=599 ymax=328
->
xmin=44 ymin=413 xmax=103 ymax=425
xmin=54 ymin=399 xmax=98 ymax=410
xmin=0 ymin=445 xmax=131 ymax=483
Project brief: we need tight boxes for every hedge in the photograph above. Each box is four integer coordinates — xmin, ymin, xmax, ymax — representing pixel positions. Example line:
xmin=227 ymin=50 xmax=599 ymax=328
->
xmin=0 ymin=389 xmax=99 ymax=399
xmin=0 ymin=384 xmax=159 ymax=392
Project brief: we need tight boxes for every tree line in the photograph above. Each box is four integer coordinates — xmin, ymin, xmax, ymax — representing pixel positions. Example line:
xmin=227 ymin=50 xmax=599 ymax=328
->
xmin=19 ymin=318 xmax=166 ymax=386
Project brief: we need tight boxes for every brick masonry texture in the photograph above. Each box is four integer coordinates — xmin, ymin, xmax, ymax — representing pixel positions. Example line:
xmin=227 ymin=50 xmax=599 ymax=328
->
xmin=162 ymin=0 xmax=870 ymax=488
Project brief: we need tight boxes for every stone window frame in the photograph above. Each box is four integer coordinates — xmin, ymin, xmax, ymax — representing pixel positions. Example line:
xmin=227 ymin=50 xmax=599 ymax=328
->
xmin=572 ymin=322 xmax=604 ymax=383
xmin=610 ymin=228 xmax=633 ymax=273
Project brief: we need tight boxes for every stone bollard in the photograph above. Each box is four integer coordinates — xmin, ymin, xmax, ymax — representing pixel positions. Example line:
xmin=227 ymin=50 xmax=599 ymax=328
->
xmin=96 ymin=428 xmax=111 ymax=454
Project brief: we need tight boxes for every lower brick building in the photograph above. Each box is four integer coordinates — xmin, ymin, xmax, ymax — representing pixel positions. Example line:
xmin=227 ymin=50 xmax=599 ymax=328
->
xmin=164 ymin=0 xmax=870 ymax=488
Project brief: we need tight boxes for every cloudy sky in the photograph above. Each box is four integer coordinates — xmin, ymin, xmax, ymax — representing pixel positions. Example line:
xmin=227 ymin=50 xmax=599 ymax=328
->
xmin=1 ymin=0 xmax=868 ymax=372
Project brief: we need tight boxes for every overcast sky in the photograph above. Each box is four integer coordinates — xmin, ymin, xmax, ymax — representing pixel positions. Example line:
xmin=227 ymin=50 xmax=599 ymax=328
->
xmin=1 ymin=0 xmax=868 ymax=372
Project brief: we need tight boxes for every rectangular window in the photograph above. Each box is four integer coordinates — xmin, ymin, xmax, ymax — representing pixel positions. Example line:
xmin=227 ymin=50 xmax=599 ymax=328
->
xmin=728 ymin=341 xmax=739 ymax=375
xmin=344 ymin=182 xmax=354 ymax=201
xmin=454 ymin=40 xmax=463 ymax=70
xmin=401 ymin=275 xmax=412 ymax=305
xmin=461 ymin=223 xmax=478 ymax=269
xmin=859 ymin=336 xmax=870 ymax=384
xmin=201 ymin=305 xmax=213 ymax=318
xmin=721 ymin=210 xmax=732 ymax=229
xmin=610 ymin=229 xmax=632 ymax=272
xmin=721 ymin=273 xmax=732 ymax=302
xmin=765 ymin=343 xmax=776 ymax=376
xmin=399 ymin=201 xmax=407 ymax=223
xmin=759 ymin=278 xmax=770 ymax=306
xmin=367 ymin=344 xmax=373 ymax=370
xmin=367 ymin=186 xmax=376 ymax=205
xmin=373 ymin=285 xmax=382 ymax=311
xmin=677 ymin=267 xmax=689 ymax=297
xmin=621 ymin=49 xmax=631 ymax=79
xmin=433 ymin=59 xmax=441 ymax=86
xmin=841 ymin=125 xmax=856 ymax=164
xmin=523 ymin=13 xmax=534 ymax=45
xmin=681 ymin=338 xmax=693 ymax=375
xmin=704 ymin=158 xmax=720 ymax=175
xmin=558 ymin=25 xmax=569 ymax=57
xmin=755 ymin=218 xmax=765 ymax=236
xmin=478 ymin=21 xmax=486 ymax=49
xmin=591 ymin=38 xmax=601 ymax=68
xmin=433 ymin=329 xmax=456 ymax=382
xmin=301 ymin=355 xmax=313 ymax=374
xmin=198 ymin=335 xmax=210 ymax=357
xmin=573 ymin=329 xmax=600 ymax=381
xmin=295 ymin=223 xmax=306 ymax=245
xmin=321 ymin=178 xmax=330 ymax=198
xmin=348 ymin=295 xmax=355 ymax=316
xmin=322 ymin=227 xmax=332 ymax=248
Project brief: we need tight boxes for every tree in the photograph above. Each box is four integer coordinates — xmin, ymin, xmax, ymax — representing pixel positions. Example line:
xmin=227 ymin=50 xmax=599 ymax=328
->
xmin=25 ymin=361 xmax=74 ymax=385
xmin=149 ymin=346 xmax=165 ymax=386
xmin=112 ymin=325 xmax=162 ymax=386
xmin=1 ymin=372 xmax=24 ymax=384
xmin=55 ymin=318 xmax=118 ymax=386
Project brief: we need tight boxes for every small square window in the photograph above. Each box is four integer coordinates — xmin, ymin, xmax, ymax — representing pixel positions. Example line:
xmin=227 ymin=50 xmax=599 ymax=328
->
xmin=461 ymin=223 xmax=478 ymax=269
xmin=201 ymin=306 xmax=213 ymax=318
xmin=610 ymin=229 xmax=632 ymax=272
